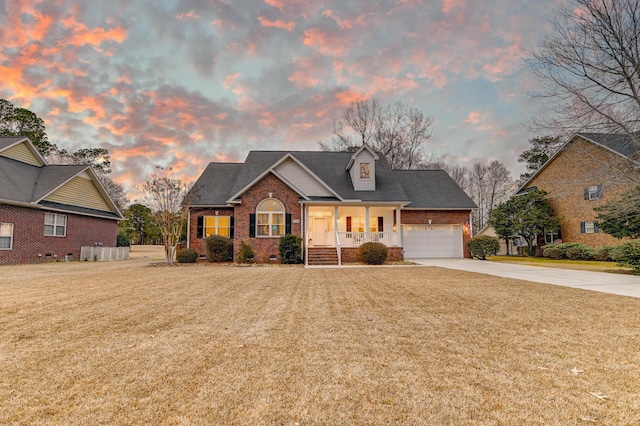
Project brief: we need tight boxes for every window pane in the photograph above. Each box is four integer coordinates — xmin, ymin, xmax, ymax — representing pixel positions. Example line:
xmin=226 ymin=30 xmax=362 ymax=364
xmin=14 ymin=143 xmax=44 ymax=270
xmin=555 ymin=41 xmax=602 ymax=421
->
xmin=58 ymin=215 xmax=67 ymax=226
xmin=0 ymin=223 xmax=11 ymax=237
xmin=218 ymin=216 xmax=229 ymax=227
xmin=218 ymin=227 xmax=229 ymax=238
xmin=257 ymin=224 xmax=269 ymax=236
xmin=360 ymin=163 xmax=370 ymax=179
xmin=205 ymin=216 xmax=216 ymax=227
xmin=272 ymin=224 xmax=284 ymax=236
xmin=257 ymin=199 xmax=284 ymax=212
xmin=45 ymin=213 xmax=55 ymax=225
xmin=0 ymin=237 xmax=10 ymax=249
xmin=55 ymin=225 xmax=65 ymax=236
xmin=44 ymin=225 xmax=54 ymax=236
xmin=257 ymin=213 xmax=269 ymax=225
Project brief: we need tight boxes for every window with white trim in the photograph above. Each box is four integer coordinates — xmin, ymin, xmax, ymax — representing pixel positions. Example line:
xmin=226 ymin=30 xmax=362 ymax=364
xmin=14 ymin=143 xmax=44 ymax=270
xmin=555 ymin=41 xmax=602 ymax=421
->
xmin=256 ymin=199 xmax=285 ymax=237
xmin=359 ymin=162 xmax=370 ymax=179
xmin=44 ymin=213 xmax=67 ymax=237
xmin=204 ymin=216 xmax=230 ymax=238
xmin=0 ymin=223 xmax=13 ymax=249
xmin=584 ymin=185 xmax=603 ymax=200
xmin=581 ymin=221 xmax=599 ymax=234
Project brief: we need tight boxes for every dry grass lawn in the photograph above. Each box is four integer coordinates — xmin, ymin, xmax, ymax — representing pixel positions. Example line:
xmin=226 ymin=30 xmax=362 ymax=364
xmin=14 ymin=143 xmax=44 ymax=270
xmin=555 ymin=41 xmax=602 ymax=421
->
xmin=1 ymin=246 xmax=639 ymax=425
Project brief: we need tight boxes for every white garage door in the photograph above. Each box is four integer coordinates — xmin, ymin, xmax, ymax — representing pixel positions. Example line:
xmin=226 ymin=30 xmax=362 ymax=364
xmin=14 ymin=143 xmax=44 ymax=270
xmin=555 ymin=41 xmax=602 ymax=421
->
xmin=402 ymin=224 xmax=463 ymax=258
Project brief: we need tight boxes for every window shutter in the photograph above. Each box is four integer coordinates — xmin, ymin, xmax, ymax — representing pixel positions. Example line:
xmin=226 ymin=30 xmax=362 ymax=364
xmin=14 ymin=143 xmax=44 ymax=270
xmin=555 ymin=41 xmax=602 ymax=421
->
xmin=285 ymin=213 xmax=292 ymax=234
xmin=580 ymin=222 xmax=586 ymax=233
xmin=346 ymin=216 xmax=352 ymax=232
xmin=378 ymin=217 xmax=384 ymax=232
xmin=197 ymin=216 xmax=204 ymax=238
xmin=583 ymin=188 xmax=589 ymax=200
xmin=249 ymin=214 xmax=256 ymax=238
xmin=230 ymin=217 xmax=235 ymax=238
xmin=594 ymin=221 xmax=599 ymax=233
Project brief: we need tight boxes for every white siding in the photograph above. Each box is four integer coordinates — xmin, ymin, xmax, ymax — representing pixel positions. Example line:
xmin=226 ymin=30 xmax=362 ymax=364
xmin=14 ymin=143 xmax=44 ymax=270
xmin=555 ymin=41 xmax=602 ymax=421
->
xmin=0 ymin=142 xmax=43 ymax=166
xmin=275 ymin=158 xmax=334 ymax=197
xmin=44 ymin=176 xmax=113 ymax=212
xmin=350 ymin=150 xmax=375 ymax=191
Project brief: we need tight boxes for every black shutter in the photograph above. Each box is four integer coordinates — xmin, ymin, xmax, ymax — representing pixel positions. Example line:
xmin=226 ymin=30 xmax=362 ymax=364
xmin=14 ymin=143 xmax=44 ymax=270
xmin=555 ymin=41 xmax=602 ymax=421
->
xmin=583 ymin=188 xmax=589 ymax=200
xmin=230 ymin=217 xmax=234 ymax=238
xmin=285 ymin=213 xmax=292 ymax=234
xmin=378 ymin=217 xmax=384 ymax=232
xmin=197 ymin=216 xmax=204 ymax=238
xmin=580 ymin=222 xmax=586 ymax=233
xmin=594 ymin=221 xmax=599 ymax=233
xmin=249 ymin=214 xmax=256 ymax=237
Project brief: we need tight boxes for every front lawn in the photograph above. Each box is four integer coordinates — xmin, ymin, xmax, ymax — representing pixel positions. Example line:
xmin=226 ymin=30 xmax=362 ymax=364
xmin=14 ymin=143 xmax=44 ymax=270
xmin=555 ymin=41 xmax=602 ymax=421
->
xmin=489 ymin=255 xmax=634 ymax=274
xmin=1 ymin=249 xmax=638 ymax=424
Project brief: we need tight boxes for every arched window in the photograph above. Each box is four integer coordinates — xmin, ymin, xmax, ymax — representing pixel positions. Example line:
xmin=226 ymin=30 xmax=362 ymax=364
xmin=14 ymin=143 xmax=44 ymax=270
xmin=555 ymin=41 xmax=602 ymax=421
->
xmin=256 ymin=198 xmax=285 ymax=237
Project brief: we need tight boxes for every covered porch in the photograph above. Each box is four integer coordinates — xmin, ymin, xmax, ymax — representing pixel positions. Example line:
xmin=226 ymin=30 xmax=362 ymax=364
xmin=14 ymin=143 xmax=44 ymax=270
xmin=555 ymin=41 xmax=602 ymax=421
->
xmin=304 ymin=204 xmax=404 ymax=265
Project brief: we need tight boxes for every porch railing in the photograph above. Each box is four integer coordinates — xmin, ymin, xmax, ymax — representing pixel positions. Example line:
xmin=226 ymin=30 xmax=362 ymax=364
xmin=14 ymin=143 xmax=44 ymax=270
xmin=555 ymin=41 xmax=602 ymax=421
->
xmin=335 ymin=230 xmax=341 ymax=265
xmin=336 ymin=232 xmax=398 ymax=247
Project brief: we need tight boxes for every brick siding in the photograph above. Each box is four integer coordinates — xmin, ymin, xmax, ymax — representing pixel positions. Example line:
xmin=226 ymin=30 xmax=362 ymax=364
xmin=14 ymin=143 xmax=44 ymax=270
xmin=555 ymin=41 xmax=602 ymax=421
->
xmin=0 ymin=204 xmax=117 ymax=265
xmin=401 ymin=209 xmax=473 ymax=258
xmin=526 ymin=137 xmax=639 ymax=247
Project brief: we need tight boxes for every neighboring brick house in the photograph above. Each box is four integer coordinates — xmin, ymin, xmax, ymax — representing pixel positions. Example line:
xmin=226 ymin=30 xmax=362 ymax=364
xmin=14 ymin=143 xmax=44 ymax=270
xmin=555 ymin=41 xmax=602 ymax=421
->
xmin=518 ymin=132 xmax=639 ymax=248
xmin=188 ymin=145 xmax=477 ymax=265
xmin=0 ymin=137 xmax=123 ymax=264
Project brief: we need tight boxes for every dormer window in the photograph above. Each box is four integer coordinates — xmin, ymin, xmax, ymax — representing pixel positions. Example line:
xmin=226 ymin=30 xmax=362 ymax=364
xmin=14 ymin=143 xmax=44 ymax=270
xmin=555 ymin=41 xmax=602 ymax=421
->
xmin=360 ymin=162 xmax=370 ymax=179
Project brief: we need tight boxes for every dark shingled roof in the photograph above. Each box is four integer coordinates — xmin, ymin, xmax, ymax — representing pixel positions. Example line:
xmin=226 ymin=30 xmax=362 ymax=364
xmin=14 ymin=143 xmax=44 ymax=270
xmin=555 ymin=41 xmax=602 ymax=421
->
xmin=578 ymin=131 xmax=640 ymax=159
xmin=191 ymin=150 xmax=475 ymax=210
xmin=0 ymin=155 xmax=120 ymax=220
xmin=393 ymin=170 xmax=477 ymax=209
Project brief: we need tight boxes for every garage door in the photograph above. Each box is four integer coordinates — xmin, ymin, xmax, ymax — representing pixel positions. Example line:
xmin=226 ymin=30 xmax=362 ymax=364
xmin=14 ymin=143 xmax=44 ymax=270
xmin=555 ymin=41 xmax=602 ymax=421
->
xmin=402 ymin=224 xmax=463 ymax=258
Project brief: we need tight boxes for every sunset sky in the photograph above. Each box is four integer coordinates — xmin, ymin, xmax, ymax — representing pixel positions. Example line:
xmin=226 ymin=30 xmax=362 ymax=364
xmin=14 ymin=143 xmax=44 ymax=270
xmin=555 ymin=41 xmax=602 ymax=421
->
xmin=0 ymin=0 xmax=563 ymax=196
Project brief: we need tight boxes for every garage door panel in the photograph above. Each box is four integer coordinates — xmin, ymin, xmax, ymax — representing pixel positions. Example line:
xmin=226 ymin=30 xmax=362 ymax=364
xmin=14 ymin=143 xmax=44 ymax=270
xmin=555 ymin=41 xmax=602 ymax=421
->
xmin=402 ymin=225 xmax=462 ymax=258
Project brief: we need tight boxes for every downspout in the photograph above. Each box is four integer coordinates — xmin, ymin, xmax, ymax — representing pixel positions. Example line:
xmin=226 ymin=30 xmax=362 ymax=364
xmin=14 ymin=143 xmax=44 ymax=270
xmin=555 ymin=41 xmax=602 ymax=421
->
xmin=186 ymin=208 xmax=191 ymax=248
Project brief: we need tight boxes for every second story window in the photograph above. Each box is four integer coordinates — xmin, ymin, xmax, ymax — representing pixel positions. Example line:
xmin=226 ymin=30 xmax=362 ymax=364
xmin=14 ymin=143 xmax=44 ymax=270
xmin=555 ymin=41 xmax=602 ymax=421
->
xmin=359 ymin=162 xmax=370 ymax=179
xmin=584 ymin=185 xmax=603 ymax=200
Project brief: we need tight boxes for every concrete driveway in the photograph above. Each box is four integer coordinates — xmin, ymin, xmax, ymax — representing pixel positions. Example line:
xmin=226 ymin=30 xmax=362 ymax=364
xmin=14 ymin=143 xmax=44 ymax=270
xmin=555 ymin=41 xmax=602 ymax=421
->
xmin=410 ymin=258 xmax=640 ymax=299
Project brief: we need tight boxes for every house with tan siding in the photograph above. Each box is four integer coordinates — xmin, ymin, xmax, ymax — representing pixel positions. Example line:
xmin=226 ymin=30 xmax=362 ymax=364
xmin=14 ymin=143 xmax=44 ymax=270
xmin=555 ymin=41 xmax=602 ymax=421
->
xmin=188 ymin=144 xmax=477 ymax=265
xmin=0 ymin=137 xmax=123 ymax=264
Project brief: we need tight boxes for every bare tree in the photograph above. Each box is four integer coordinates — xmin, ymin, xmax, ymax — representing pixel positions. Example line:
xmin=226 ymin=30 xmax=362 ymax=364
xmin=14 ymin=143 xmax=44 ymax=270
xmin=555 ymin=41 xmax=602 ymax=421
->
xmin=140 ymin=167 xmax=193 ymax=264
xmin=319 ymin=99 xmax=435 ymax=169
xmin=526 ymin=0 xmax=640 ymax=147
xmin=467 ymin=160 xmax=515 ymax=232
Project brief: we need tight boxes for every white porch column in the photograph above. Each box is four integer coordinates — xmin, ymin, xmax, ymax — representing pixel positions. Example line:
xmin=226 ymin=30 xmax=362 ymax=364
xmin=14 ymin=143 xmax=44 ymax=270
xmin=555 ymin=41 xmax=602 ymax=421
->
xmin=365 ymin=206 xmax=370 ymax=242
xmin=334 ymin=206 xmax=339 ymax=237
xmin=396 ymin=207 xmax=402 ymax=247
xmin=304 ymin=204 xmax=309 ymax=265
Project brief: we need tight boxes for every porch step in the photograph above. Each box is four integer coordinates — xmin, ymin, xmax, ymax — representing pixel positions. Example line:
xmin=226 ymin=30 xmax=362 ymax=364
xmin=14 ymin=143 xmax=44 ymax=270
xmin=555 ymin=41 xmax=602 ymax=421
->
xmin=308 ymin=247 xmax=339 ymax=266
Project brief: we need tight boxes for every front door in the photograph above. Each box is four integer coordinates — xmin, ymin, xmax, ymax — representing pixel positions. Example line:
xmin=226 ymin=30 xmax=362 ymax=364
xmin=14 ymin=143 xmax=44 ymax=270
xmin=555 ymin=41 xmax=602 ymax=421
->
xmin=312 ymin=217 xmax=328 ymax=246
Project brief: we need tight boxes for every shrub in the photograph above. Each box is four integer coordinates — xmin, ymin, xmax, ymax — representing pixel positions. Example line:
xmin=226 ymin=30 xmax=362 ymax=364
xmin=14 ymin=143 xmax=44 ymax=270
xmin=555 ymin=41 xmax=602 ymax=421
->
xmin=116 ymin=231 xmax=131 ymax=247
xmin=592 ymin=246 xmax=614 ymax=261
xmin=565 ymin=243 xmax=593 ymax=260
xmin=542 ymin=246 xmax=564 ymax=260
xmin=176 ymin=248 xmax=198 ymax=263
xmin=279 ymin=234 xmax=303 ymax=264
xmin=236 ymin=241 xmax=254 ymax=263
xmin=358 ymin=242 xmax=388 ymax=265
xmin=205 ymin=235 xmax=233 ymax=262
xmin=467 ymin=235 xmax=500 ymax=260
xmin=612 ymin=241 xmax=640 ymax=274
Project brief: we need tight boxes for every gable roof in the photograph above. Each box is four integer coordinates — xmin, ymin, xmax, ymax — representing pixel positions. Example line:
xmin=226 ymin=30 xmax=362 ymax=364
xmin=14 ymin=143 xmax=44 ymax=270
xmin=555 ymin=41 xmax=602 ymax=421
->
xmin=0 ymin=136 xmax=47 ymax=166
xmin=0 ymin=138 xmax=122 ymax=220
xmin=191 ymin=149 xmax=476 ymax=209
xmin=516 ymin=131 xmax=640 ymax=193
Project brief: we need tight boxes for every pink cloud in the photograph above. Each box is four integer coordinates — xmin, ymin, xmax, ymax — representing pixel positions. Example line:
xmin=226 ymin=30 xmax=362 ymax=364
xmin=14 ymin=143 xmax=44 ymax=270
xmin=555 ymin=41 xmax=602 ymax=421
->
xmin=303 ymin=28 xmax=349 ymax=56
xmin=176 ymin=11 xmax=200 ymax=20
xmin=257 ymin=16 xmax=296 ymax=31
xmin=322 ymin=10 xmax=367 ymax=29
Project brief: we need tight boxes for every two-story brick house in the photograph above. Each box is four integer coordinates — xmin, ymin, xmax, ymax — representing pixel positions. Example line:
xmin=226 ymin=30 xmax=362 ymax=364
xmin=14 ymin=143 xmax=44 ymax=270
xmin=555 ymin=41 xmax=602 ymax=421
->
xmin=518 ymin=132 xmax=639 ymax=247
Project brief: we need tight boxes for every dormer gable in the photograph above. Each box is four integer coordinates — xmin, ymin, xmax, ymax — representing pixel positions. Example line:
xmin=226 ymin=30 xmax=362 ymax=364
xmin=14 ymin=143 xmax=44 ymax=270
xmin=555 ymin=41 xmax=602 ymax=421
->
xmin=346 ymin=144 xmax=378 ymax=191
xmin=0 ymin=137 xmax=46 ymax=166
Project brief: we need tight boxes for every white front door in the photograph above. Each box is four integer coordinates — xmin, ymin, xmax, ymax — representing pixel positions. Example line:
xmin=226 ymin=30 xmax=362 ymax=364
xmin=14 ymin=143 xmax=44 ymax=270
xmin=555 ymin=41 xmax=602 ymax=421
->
xmin=312 ymin=217 xmax=328 ymax=246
